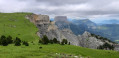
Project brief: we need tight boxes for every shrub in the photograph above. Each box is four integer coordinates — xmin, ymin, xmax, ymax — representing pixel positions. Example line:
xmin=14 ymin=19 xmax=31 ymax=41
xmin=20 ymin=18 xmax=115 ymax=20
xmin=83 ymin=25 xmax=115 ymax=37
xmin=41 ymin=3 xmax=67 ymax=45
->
xmin=97 ymin=43 xmax=114 ymax=50
xmin=39 ymin=47 xmax=42 ymax=49
xmin=49 ymin=39 xmax=53 ymax=44
xmin=23 ymin=41 xmax=29 ymax=46
xmin=0 ymin=35 xmax=8 ymax=46
xmin=14 ymin=37 xmax=21 ymax=43
xmin=61 ymin=41 xmax=64 ymax=45
xmin=14 ymin=37 xmax=21 ymax=46
xmin=39 ymin=40 xmax=42 ymax=43
xmin=53 ymin=38 xmax=58 ymax=43
xmin=61 ymin=39 xmax=68 ymax=45
xmin=1 ymin=38 xmax=8 ymax=46
xmin=15 ymin=40 xmax=21 ymax=46
xmin=6 ymin=36 xmax=13 ymax=44
xmin=68 ymin=42 xmax=70 ymax=45
xmin=42 ymin=35 xmax=49 ymax=44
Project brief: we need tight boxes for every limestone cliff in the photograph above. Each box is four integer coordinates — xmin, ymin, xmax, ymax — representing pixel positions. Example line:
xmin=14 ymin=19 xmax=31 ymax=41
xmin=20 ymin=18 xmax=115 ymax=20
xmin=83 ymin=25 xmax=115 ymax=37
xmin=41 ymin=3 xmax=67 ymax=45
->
xmin=26 ymin=14 xmax=117 ymax=50
xmin=78 ymin=31 xmax=104 ymax=49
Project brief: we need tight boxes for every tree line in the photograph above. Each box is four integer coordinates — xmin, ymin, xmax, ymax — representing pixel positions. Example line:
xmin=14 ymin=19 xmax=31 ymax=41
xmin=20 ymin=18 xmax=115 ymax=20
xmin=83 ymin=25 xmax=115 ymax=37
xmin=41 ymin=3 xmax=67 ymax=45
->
xmin=97 ymin=43 xmax=114 ymax=50
xmin=39 ymin=35 xmax=70 ymax=45
xmin=0 ymin=35 xmax=29 ymax=46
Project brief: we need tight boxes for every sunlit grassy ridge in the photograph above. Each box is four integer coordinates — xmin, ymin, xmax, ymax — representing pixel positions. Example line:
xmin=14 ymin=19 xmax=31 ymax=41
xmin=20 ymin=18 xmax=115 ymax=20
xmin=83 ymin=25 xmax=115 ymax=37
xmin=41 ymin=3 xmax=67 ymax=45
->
xmin=0 ymin=13 xmax=39 ymax=41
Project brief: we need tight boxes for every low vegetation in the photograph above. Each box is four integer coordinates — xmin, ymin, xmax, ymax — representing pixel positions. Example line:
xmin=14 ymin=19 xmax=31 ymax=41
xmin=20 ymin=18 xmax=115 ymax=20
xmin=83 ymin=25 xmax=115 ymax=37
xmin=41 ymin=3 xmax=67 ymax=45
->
xmin=39 ymin=35 xmax=68 ymax=45
xmin=91 ymin=33 xmax=117 ymax=44
xmin=97 ymin=43 xmax=114 ymax=50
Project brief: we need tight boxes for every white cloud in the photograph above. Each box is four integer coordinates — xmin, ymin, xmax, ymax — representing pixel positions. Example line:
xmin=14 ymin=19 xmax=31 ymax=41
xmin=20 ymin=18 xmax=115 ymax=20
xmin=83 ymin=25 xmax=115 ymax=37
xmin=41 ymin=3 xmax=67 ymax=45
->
xmin=0 ymin=0 xmax=119 ymax=20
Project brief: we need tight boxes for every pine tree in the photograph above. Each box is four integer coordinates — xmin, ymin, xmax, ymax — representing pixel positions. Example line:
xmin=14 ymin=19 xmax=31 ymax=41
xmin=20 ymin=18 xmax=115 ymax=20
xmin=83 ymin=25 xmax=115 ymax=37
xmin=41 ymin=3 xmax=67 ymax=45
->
xmin=15 ymin=40 xmax=21 ymax=46
xmin=53 ymin=38 xmax=57 ymax=43
xmin=14 ymin=37 xmax=21 ymax=46
xmin=6 ymin=36 xmax=13 ymax=44
xmin=23 ymin=41 xmax=29 ymax=46
xmin=42 ymin=35 xmax=49 ymax=44
xmin=49 ymin=39 xmax=53 ymax=44
xmin=68 ymin=42 xmax=70 ymax=45
xmin=1 ymin=38 xmax=8 ymax=46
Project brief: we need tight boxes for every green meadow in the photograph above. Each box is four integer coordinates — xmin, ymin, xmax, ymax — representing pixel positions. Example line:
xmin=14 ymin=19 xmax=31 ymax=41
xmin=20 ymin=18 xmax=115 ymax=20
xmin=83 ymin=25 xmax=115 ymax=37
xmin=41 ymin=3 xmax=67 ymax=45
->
xmin=0 ymin=13 xmax=39 ymax=41
xmin=0 ymin=44 xmax=119 ymax=58
xmin=0 ymin=13 xmax=119 ymax=58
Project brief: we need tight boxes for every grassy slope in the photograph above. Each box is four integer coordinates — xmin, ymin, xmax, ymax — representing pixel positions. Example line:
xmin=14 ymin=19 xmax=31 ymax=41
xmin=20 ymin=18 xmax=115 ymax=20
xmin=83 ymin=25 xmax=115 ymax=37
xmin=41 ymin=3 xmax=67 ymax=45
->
xmin=0 ymin=13 xmax=39 ymax=41
xmin=0 ymin=44 xmax=119 ymax=58
xmin=0 ymin=13 xmax=119 ymax=58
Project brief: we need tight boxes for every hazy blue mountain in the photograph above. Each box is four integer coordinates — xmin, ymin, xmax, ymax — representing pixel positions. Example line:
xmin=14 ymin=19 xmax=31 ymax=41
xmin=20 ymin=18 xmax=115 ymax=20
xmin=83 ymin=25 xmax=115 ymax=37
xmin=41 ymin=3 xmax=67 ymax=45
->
xmin=100 ymin=19 xmax=119 ymax=24
xmin=72 ymin=19 xmax=97 ymax=29
xmin=55 ymin=18 xmax=119 ymax=43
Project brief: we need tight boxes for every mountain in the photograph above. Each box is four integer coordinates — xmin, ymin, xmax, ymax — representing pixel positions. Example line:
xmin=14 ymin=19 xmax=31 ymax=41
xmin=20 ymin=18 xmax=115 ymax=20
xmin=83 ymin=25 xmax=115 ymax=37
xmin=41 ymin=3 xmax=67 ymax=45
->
xmin=54 ymin=17 xmax=119 ymax=43
xmin=53 ymin=16 xmax=118 ymax=49
xmin=72 ymin=19 xmax=97 ymax=28
xmin=1 ymin=13 xmax=119 ymax=58
xmin=99 ymin=19 xmax=119 ymax=24
xmin=96 ymin=24 xmax=119 ymax=41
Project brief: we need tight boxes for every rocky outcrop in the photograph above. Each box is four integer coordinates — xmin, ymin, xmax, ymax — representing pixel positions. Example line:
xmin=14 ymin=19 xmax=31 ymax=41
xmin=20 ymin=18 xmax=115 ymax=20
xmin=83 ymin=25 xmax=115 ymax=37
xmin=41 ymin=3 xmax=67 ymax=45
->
xmin=26 ymin=14 xmax=50 ymax=25
xmin=54 ymin=16 xmax=68 ymax=22
xmin=26 ymin=14 xmax=117 ymax=49
xmin=26 ymin=14 xmax=80 ymax=46
xmin=78 ymin=31 xmax=104 ymax=49
xmin=54 ymin=16 xmax=70 ymax=30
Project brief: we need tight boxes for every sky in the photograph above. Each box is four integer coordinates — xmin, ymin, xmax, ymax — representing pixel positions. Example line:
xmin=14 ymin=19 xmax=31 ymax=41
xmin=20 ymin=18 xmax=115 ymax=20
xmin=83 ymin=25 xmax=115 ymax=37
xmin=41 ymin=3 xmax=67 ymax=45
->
xmin=0 ymin=0 xmax=119 ymax=22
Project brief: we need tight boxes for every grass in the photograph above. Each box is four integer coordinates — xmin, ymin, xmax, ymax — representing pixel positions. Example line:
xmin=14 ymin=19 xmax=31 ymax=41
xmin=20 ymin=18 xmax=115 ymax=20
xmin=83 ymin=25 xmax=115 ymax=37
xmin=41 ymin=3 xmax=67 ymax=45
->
xmin=0 ymin=44 xmax=119 ymax=58
xmin=0 ymin=13 xmax=39 ymax=41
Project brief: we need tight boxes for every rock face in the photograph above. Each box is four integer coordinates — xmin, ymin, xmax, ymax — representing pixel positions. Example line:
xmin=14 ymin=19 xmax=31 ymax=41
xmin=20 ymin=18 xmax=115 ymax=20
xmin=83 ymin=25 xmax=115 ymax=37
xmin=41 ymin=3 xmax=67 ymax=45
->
xmin=26 ymin=14 xmax=50 ymax=25
xmin=78 ymin=31 xmax=104 ymax=49
xmin=54 ymin=16 xmax=70 ymax=30
xmin=54 ymin=16 xmax=68 ymax=22
xmin=26 ymin=14 xmax=80 ymax=46
xmin=26 ymin=14 xmax=116 ymax=49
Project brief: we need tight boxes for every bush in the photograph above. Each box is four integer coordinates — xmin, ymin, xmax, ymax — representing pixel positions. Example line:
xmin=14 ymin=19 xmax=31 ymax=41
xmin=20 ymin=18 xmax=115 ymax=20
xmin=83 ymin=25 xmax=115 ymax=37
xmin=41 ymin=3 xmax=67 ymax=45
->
xmin=14 ymin=37 xmax=21 ymax=43
xmin=97 ymin=43 xmax=114 ymax=50
xmin=23 ymin=41 xmax=29 ymax=46
xmin=61 ymin=41 xmax=64 ymax=45
xmin=0 ymin=35 xmax=13 ymax=46
xmin=49 ymin=40 xmax=53 ymax=44
xmin=53 ymin=38 xmax=57 ymax=43
xmin=15 ymin=40 xmax=21 ymax=46
xmin=42 ymin=35 xmax=49 ymax=44
xmin=1 ymin=38 xmax=8 ymax=46
xmin=14 ymin=37 xmax=21 ymax=46
xmin=61 ymin=39 xmax=68 ymax=45
xmin=68 ymin=42 xmax=70 ymax=45
xmin=39 ymin=40 xmax=42 ymax=43
xmin=6 ymin=36 xmax=13 ymax=44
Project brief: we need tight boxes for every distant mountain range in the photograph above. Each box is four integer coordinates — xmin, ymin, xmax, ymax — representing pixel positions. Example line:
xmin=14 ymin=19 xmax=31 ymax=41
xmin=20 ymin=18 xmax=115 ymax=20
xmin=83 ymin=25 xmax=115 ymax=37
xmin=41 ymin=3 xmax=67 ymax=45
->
xmin=98 ymin=19 xmax=119 ymax=25
xmin=54 ymin=18 xmax=119 ymax=43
